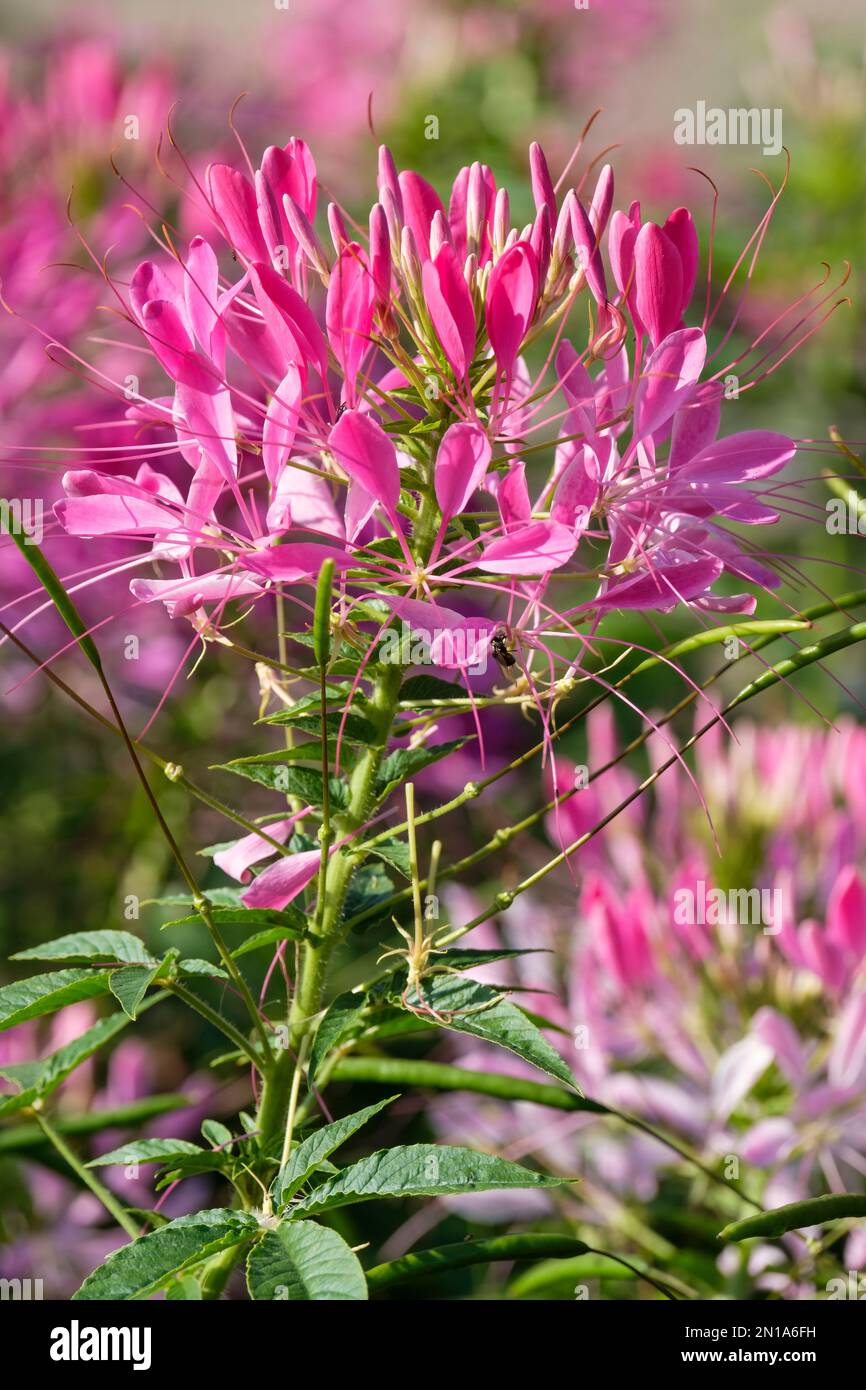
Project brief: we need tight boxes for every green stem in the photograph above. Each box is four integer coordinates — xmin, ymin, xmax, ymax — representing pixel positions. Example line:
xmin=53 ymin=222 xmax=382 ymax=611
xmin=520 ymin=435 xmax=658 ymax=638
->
xmin=256 ymin=661 xmax=404 ymax=1150
xmin=168 ymin=982 xmax=263 ymax=1071
xmin=330 ymin=1056 xmax=762 ymax=1211
xmin=366 ymin=1234 xmax=589 ymax=1291
xmin=34 ymin=1111 xmax=140 ymax=1240
xmin=0 ymin=1096 xmax=190 ymax=1154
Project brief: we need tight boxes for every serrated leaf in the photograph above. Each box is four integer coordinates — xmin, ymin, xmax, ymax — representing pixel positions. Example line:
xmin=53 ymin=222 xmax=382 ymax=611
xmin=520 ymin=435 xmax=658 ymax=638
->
xmin=291 ymin=1144 xmax=565 ymax=1215
xmin=275 ymin=1096 xmax=398 ymax=1205
xmin=247 ymin=1221 xmax=367 ymax=1301
xmin=88 ymin=1138 xmax=205 ymax=1168
xmin=12 ymin=931 xmax=155 ymax=966
xmin=214 ymin=760 xmax=348 ymax=809
xmin=438 ymin=948 xmax=549 ymax=970
xmin=261 ymin=710 xmax=376 ymax=742
xmin=402 ymin=975 xmax=579 ymax=1090
xmin=109 ymin=962 xmax=163 ymax=1020
xmin=178 ymin=958 xmax=229 ymax=980
xmin=366 ymin=839 xmax=411 ymax=878
xmin=309 ymin=991 xmax=366 ymax=1082
xmin=399 ymin=675 xmax=468 ymax=702
xmin=162 ymin=906 xmax=306 ymax=935
xmin=343 ymin=863 xmax=395 ymax=921
xmin=0 ymin=969 xmax=113 ymax=1032
xmin=72 ymin=1209 xmax=259 ymax=1300
xmin=375 ymin=740 xmax=470 ymax=798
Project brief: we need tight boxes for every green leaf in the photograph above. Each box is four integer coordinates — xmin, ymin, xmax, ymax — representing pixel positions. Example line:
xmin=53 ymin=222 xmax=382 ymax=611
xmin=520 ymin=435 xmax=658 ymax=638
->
xmin=109 ymin=962 xmax=163 ymax=1020
xmin=402 ymin=975 xmax=580 ymax=1090
xmin=201 ymin=1120 xmax=233 ymax=1148
xmin=231 ymin=928 xmax=306 ymax=960
xmin=262 ymin=710 xmax=377 ymax=742
xmin=214 ymin=760 xmax=348 ymax=809
xmin=291 ymin=1144 xmax=566 ymax=1215
xmin=178 ymin=958 xmax=229 ymax=980
xmin=0 ymin=1013 xmax=131 ymax=1118
xmin=247 ymin=1220 xmax=367 ymax=1301
xmin=72 ymin=1209 xmax=259 ymax=1300
xmin=4 ymin=523 xmax=101 ymax=669
xmin=309 ymin=991 xmax=366 ymax=1082
xmin=87 ymin=1139 xmax=205 ymax=1168
xmin=399 ymin=675 xmax=468 ymax=702
xmin=12 ymin=931 xmax=155 ymax=966
xmin=343 ymin=864 xmax=395 ymax=921
xmin=720 ymin=1194 xmax=866 ymax=1242
xmin=374 ymin=740 xmax=470 ymax=799
xmin=365 ymin=838 xmax=411 ymax=878
xmin=438 ymin=948 xmax=548 ymax=971
xmin=0 ymin=969 xmax=113 ymax=1032
xmin=162 ymin=906 xmax=306 ymax=935
xmin=275 ymin=1097 xmax=398 ymax=1205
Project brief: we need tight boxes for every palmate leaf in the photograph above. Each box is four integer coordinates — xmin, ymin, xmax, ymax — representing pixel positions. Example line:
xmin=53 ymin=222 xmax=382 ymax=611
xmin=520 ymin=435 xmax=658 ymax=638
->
xmin=0 ymin=969 xmax=113 ymax=1032
xmin=291 ymin=1144 xmax=566 ymax=1216
xmin=12 ymin=931 xmax=155 ymax=966
xmin=401 ymin=974 xmax=580 ymax=1091
xmin=247 ymin=1221 xmax=367 ymax=1301
xmin=87 ymin=1138 xmax=205 ymax=1168
xmin=0 ymin=1012 xmax=132 ymax=1117
xmin=274 ymin=1097 xmax=398 ymax=1205
xmin=73 ymin=1209 xmax=260 ymax=1300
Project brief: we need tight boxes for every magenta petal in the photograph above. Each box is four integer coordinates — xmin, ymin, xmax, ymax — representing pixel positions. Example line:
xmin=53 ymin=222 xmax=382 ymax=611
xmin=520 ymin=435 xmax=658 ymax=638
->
xmin=829 ymin=991 xmax=866 ymax=1089
xmin=634 ymin=327 xmax=706 ymax=439
xmin=679 ymin=430 xmax=796 ymax=482
xmin=434 ymin=422 xmax=492 ymax=524
xmin=329 ymin=409 xmax=401 ymax=514
xmin=570 ymin=197 xmax=607 ymax=306
xmin=240 ymin=849 xmax=322 ymax=910
xmin=326 ymin=243 xmax=375 ymax=402
xmin=634 ymin=222 xmax=683 ymax=347
xmin=421 ymin=244 xmax=477 ymax=380
xmin=827 ymin=866 xmax=866 ymax=959
xmin=485 ymin=241 xmax=539 ymax=382
xmin=663 ymin=206 xmax=700 ymax=316
xmin=206 ymin=162 xmax=269 ymax=264
xmin=479 ymin=519 xmax=577 ymax=575
xmin=129 ymin=572 xmax=262 ymax=619
xmin=668 ymin=381 xmax=722 ymax=469
xmin=56 ymin=492 xmax=179 ymax=537
xmin=214 ymin=816 xmax=305 ymax=883
xmin=398 ymin=169 xmax=446 ymax=260
xmin=262 ymin=365 xmax=303 ymax=485
xmin=242 ymin=543 xmax=351 ymax=582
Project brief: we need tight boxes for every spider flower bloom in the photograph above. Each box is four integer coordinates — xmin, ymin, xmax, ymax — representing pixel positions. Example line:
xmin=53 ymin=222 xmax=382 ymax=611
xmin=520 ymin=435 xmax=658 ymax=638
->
xmin=32 ymin=129 xmax=833 ymax=750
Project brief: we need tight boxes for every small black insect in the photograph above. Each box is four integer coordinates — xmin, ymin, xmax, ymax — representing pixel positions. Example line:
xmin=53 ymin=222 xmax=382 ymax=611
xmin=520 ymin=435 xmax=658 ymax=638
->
xmin=491 ymin=629 xmax=516 ymax=672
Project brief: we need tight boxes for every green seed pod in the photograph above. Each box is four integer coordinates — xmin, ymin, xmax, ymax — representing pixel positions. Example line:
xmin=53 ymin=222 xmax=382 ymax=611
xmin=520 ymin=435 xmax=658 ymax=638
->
xmin=312 ymin=558 xmax=335 ymax=669
xmin=720 ymin=1193 xmax=866 ymax=1242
